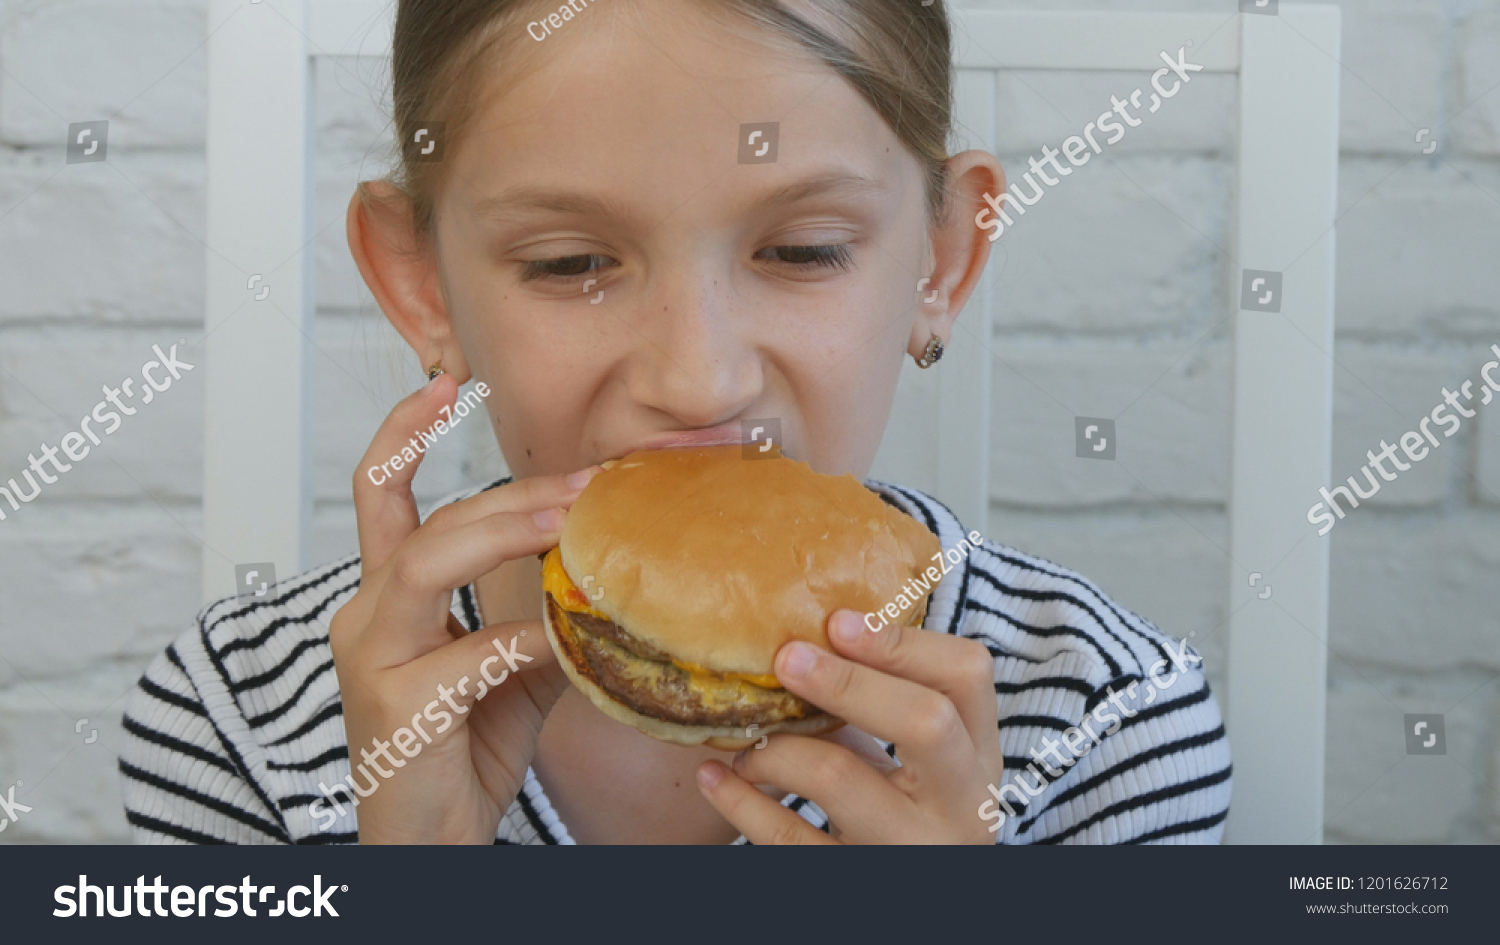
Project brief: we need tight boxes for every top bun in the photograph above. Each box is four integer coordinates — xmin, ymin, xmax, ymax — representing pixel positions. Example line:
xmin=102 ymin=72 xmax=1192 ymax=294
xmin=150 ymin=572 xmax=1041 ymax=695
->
xmin=559 ymin=445 xmax=943 ymax=676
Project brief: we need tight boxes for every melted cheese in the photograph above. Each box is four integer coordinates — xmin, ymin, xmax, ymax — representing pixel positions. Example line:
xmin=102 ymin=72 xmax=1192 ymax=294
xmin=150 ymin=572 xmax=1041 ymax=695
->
xmin=541 ymin=545 xmax=782 ymax=690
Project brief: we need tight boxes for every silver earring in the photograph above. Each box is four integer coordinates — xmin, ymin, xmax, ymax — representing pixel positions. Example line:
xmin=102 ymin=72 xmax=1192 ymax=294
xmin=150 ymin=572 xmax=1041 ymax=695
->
xmin=915 ymin=334 xmax=944 ymax=369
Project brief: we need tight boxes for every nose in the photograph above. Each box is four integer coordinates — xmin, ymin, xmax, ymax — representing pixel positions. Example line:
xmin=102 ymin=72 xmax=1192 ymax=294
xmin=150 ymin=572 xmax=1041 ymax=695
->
xmin=624 ymin=274 xmax=763 ymax=428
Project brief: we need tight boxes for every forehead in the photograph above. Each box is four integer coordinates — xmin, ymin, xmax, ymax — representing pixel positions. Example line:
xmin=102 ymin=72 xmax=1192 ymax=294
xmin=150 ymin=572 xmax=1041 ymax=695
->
xmin=439 ymin=1 xmax=915 ymax=223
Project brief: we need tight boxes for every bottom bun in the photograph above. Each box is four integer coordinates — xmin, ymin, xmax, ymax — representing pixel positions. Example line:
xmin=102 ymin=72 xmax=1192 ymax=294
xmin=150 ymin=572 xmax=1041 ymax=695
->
xmin=542 ymin=598 xmax=845 ymax=748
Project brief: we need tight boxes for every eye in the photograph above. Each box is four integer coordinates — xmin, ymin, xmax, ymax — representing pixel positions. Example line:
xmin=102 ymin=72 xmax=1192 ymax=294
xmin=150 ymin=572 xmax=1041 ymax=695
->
xmin=754 ymin=244 xmax=854 ymax=271
xmin=520 ymin=254 xmax=615 ymax=282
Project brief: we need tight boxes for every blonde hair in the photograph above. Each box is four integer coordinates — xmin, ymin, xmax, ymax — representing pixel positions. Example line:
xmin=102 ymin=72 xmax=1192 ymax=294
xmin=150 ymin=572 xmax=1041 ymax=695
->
xmin=364 ymin=0 xmax=954 ymax=240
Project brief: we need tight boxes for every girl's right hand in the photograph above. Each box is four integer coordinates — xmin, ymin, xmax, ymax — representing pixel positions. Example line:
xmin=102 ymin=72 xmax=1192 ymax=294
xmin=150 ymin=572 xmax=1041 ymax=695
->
xmin=329 ymin=374 xmax=598 ymax=844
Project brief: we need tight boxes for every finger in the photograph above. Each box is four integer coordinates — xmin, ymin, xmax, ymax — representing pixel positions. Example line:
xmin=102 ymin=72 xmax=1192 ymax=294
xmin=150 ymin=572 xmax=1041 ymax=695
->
xmin=774 ymin=640 xmax=973 ymax=780
xmin=419 ymin=466 xmax=605 ymax=537
xmin=370 ymin=508 xmax=566 ymax=661
xmin=730 ymin=736 xmax=912 ymax=844
xmin=825 ymin=610 xmax=1000 ymax=757
xmin=817 ymin=723 xmax=901 ymax=775
xmin=695 ymin=761 xmax=839 ymax=846
xmin=403 ymin=620 xmax=559 ymax=718
xmin=353 ymin=374 xmax=458 ymax=572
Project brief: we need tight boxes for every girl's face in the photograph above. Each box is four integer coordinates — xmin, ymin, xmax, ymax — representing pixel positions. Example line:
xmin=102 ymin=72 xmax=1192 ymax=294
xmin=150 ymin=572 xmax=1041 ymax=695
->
xmin=358 ymin=0 xmax=1000 ymax=479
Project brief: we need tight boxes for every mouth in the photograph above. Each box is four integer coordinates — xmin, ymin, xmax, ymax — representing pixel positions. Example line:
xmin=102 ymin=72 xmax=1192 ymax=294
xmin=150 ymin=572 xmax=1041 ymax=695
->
xmin=615 ymin=420 xmax=766 ymax=459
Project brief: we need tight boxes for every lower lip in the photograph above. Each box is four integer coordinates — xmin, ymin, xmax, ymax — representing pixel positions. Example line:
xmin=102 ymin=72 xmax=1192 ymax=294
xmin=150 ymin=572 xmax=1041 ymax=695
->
xmin=636 ymin=426 xmax=747 ymax=452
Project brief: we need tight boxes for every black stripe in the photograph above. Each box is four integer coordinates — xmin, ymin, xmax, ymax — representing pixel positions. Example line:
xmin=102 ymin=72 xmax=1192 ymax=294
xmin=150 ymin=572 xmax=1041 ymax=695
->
xmin=1125 ymin=808 xmax=1230 ymax=844
xmin=1083 ymin=675 xmax=1146 ymax=715
xmin=969 ymin=570 xmax=1136 ymax=676
xmin=245 ymin=659 xmax=336 ymax=729
xmin=267 ymin=699 xmax=345 ymax=753
xmin=297 ymin=831 xmax=359 ymax=845
xmin=266 ymin=700 xmax=343 ymax=747
xmin=125 ymin=810 xmax=231 ymax=845
xmin=884 ymin=484 xmax=940 ymax=538
xmin=121 ymin=715 xmax=238 ymax=777
xmin=1016 ymin=725 xmax=1228 ymax=836
xmin=1036 ymin=765 xmax=1233 ymax=844
xmin=515 ymin=785 xmax=558 ymax=844
xmin=973 ymin=544 xmax=1172 ymax=671
xmin=266 ymin=744 xmax=349 ymax=772
xmin=165 ymin=644 xmax=188 ymax=675
xmin=965 ymin=634 xmax=1047 ymax=664
xmin=966 ymin=599 xmax=1123 ymax=678
xmin=196 ymin=622 xmax=295 ymax=840
xmin=494 ymin=837 xmax=518 ymax=845
xmin=137 ymin=676 xmax=208 ymax=718
xmin=883 ymin=485 xmax=973 ymax=639
xmin=230 ymin=637 xmax=327 ymax=694
xmin=206 ymin=557 xmax=360 ymax=643
xmin=997 ymin=714 xmax=1075 ymax=733
xmin=215 ymin=577 xmax=357 ymax=665
xmin=995 ymin=675 xmax=1096 ymax=699
xmin=458 ymin=583 xmax=482 ymax=634
xmin=118 ymin=759 xmax=284 ymax=842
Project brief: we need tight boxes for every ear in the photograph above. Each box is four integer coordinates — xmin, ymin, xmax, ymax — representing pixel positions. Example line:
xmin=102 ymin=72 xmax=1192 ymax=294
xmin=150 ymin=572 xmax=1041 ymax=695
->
xmin=908 ymin=151 xmax=1007 ymax=362
xmin=346 ymin=182 xmax=473 ymax=383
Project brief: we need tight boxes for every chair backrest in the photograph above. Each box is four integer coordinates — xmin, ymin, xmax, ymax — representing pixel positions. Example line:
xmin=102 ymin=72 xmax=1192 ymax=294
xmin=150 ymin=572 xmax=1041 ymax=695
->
xmin=202 ymin=1 xmax=1340 ymax=844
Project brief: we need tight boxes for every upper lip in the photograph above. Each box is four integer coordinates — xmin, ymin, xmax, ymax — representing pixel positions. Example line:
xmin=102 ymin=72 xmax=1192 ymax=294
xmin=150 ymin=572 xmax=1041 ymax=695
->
xmin=630 ymin=421 xmax=747 ymax=454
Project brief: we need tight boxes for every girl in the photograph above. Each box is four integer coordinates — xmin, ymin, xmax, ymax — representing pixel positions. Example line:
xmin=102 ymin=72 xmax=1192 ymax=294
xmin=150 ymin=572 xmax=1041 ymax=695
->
xmin=121 ymin=0 xmax=1231 ymax=844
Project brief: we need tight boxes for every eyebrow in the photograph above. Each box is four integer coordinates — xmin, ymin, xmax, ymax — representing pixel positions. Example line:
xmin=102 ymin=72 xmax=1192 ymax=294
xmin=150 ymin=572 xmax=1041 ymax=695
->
xmin=470 ymin=171 xmax=886 ymax=225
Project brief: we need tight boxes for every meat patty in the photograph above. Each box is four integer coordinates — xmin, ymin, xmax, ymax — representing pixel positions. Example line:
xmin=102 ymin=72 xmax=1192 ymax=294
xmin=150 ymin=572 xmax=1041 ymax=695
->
xmin=546 ymin=593 xmax=826 ymax=728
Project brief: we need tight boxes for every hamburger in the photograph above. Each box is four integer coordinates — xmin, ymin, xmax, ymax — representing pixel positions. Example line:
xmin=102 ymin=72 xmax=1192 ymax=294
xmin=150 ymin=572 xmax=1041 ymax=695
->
xmin=540 ymin=444 xmax=943 ymax=750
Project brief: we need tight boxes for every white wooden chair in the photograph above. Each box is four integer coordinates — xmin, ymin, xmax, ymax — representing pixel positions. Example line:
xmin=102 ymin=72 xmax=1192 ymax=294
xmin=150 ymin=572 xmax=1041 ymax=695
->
xmin=202 ymin=1 xmax=1340 ymax=843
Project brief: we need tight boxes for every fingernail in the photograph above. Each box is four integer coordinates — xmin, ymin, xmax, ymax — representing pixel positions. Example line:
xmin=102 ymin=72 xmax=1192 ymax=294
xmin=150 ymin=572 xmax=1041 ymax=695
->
xmin=779 ymin=641 xmax=817 ymax=679
xmin=830 ymin=610 xmax=863 ymax=645
xmin=532 ymin=507 xmax=565 ymax=531
xmin=566 ymin=466 xmax=600 ymax=490
xmin=697 ymin=761 xmax=724 ymax=791
xmin=731 ymin=750 xmax=749 ymax=773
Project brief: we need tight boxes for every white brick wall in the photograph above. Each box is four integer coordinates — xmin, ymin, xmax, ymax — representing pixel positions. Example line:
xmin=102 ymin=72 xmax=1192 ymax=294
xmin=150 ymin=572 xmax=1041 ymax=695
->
xmin=0 ymin=0 xmax=1495 ymax=844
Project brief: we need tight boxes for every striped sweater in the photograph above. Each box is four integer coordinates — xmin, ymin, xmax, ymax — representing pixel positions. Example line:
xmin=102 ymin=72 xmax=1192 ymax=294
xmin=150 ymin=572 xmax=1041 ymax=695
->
xmin=119 ymin=479 xmax=1232 ymax=844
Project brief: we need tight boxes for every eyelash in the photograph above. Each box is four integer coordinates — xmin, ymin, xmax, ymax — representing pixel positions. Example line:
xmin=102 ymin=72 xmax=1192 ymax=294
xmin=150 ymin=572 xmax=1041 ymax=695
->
xmin=518 ymin=244 xmax=855 ymax=283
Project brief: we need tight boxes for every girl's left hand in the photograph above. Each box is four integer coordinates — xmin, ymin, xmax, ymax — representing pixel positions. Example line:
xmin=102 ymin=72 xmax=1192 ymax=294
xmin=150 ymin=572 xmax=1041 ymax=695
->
xmin=696 ymin=610 xmax=1004 ymax=844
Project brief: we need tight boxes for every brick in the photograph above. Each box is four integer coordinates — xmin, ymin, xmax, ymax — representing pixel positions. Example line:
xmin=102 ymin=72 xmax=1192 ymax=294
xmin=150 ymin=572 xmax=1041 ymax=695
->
xmin=0 ymin=331 xmax=205 ymax=501
xmin=0 ymin=0 xmax=205 ymax=149
xmin=993 ymin=70 xmax=1236 ymax=156
xmin=987 ymin=338 xmax=1232 ymax=505
xmin=0 ymin=663 xmax=140 ymax=842
xmin=986 ymin=154 xmax=1230 ymax=333
xmin=1329 ymin=343 xmax=1460 ymax=508
xmin=1334 ymin=157 xmax=1500 ymax=335
xmin=985 ymin=507 xmax=1230 ymax=693
xmin=1322 ymin=671 xmax=1491 ymax=843
xmin=0 ymin=508 xmax=198 ymax=679
xmin=0 ymin=151 xmax=204 ymax=323
xmin=1328 ymin=512 xmax=1500 ymax=671
xmin=1453 ymin=13 xmax=1500 ymax=156
xmin=1337 ymin=10 xmax=1448 ymax=154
